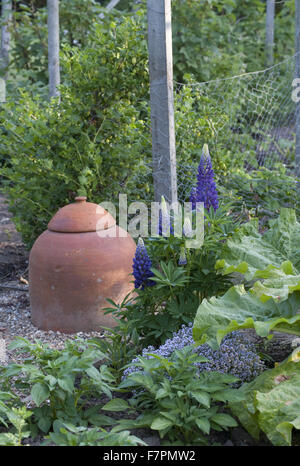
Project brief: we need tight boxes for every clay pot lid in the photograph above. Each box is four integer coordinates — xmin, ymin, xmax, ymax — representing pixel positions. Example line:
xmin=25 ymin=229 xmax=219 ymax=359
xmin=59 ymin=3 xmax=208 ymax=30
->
xmin=47 ymin=196 xmax=116 ymax=233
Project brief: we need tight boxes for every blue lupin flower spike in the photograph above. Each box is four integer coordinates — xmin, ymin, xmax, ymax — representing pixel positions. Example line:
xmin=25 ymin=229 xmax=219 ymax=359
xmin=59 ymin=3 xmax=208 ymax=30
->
xmin=190 ymin=144 xmax=219 ymax=211
xmin=132 ymin=238 xmax=155 ymax=290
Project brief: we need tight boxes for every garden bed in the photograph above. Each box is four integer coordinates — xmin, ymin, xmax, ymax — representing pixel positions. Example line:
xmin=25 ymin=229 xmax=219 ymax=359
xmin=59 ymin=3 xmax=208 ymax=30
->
xmin=1 ymin=195 xmax=300 ymax=447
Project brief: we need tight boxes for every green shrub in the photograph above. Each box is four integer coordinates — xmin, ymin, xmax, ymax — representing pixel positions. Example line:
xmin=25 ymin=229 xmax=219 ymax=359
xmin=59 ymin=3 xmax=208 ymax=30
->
xmin=1 ymin=13 xmax=235 ymax=249
xmin=1 ymin=14 xmax=150 ymax=247
xmin=7 ymin=0 xmax=115 ymax=92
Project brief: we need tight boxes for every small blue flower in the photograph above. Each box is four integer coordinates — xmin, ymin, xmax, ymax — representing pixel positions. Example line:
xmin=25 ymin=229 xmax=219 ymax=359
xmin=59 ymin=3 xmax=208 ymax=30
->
xmin=190 ymin=144 xmax=219 ymax=211
xmin=123 ymin=324 xmax=266 ymax=385
xmin=132 ymin=238 xmax=155 ymax=290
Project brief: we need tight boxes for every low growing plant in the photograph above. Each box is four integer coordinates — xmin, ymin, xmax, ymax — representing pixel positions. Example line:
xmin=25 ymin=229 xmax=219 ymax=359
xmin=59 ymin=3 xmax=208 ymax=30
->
xmin=45 ymin=422 xmax=146 ymax=447
xmin=0 ymin=391 xmax=32 ymax=446
xmin=114 ymin=346 xmax=245 ymax=446
xmin=0 ymin=337 xmax=117 ymax=435
xmin=123 ymin=325 xmax=266 ymax=386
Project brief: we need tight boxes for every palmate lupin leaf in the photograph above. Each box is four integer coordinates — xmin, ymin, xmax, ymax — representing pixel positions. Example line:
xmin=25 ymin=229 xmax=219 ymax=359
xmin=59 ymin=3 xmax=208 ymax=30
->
xmin=149 ymin=261 xmax=189 ymax=289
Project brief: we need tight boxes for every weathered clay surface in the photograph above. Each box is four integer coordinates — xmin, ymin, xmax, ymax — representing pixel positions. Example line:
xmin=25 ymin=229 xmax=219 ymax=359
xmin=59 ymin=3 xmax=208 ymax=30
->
xmin=29 ymin=198 xmax=136 ymax=333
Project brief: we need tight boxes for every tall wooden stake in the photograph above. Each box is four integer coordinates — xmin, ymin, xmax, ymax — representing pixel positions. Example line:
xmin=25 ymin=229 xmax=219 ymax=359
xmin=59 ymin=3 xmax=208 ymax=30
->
xmin=266 ymin=0 xmax=275 ymax=66
xmin=47 ymin=0 xmax=60 ymax=100
xmin=147 ymin=0 xmax=178 ymax=204
xmin=0 ymin=0 xmax=12 ymax=103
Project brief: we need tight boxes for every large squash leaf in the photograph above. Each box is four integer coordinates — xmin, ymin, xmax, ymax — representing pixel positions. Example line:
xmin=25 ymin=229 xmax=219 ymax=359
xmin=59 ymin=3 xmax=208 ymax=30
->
xmin=193 ymin=285 xmax=300 ymax=348
xmin=215 ymin=209 xmax=300 ymax=279
xmin=229 ymin=349 xmax=300 ymax=446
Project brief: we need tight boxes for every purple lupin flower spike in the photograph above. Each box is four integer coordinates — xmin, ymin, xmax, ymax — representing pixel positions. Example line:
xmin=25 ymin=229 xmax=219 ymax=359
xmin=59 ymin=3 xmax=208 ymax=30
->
xmin=132 ymin=238 xmax=155 ymax=290
xmin=190 ymin=144 xmax=219 ymax=211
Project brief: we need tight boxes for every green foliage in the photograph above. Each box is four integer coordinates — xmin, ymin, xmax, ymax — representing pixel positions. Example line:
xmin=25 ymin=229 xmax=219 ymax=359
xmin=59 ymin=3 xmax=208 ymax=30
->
xmin=1 ymin=14 xmax=150 ymax=247
xmin=87 ymin=312 xmax=141 ymax=384
xmin=7 ymin=0 xmax=114 ymax=92
xmin=171 ymin=0 xmax=246 ymax=82
xmin=0 ymin=337 xmax=116 ymax=434
xmin=193 ymin=284 xmax=300 ymax=349
xmin=215 ymin=208 xmax=300 ymax=279
xmin=45 ymin=422 xmax=146 ymax=446
xmin=115 ymin=346 xmax=244 ymax=445
xmin=218 ymin=166 xmax=300 ymax=223
xmin=229 ymin=348 xmax=300 ymax=446
xmin=103 ymin=202 xmax=237 ymax=349
xmin=193 ymin=209 xmax=300 ymax=348
xmin=0 ymin=392 xmax=33 ymax=446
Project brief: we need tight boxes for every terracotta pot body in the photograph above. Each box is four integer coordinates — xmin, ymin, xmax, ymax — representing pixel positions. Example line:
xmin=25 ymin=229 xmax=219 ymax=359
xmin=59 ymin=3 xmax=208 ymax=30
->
xmin=29 ymin=197 xmax=136 ymax=333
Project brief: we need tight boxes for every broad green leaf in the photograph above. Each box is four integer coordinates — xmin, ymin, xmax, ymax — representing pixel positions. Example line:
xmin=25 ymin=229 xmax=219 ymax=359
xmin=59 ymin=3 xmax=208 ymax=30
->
xmin=31 ymin=383 xmax=50 ymax=407
xmin=215 ymin=209 xmax=300 ymax=279
xmin=190 ymin=391 xmax=211 ymax=408
xmin=111 ymin=414 xmax=155 ymax=432
xmin=250 ymin=264 xmax=300 ymax=303
xmin=150 ymin=416 xmax=173 ymax=431
xmin=229 ymin=358 xmax=300 ymax=446
xmin=276 ymin=416 xmax=300 ymax=445
xmin=44 ymin=375 xmax=57 ymax=387
xmin=195 ymin=417 xmax=210 ymax=434
xmin=85 ymin=366 xmax=101 ymax=381
xmin=0 ymin=433 xmax=18 ymax=446
xmin=102 ymin=399 xmax=130 ymax=412
xmin=211 ymin=413 xmax=238 ymax=428
xmin=57 ymin=377 xmax=74 ymax=394
xmin=38 ymin=416 xmax=52 ymax=433
xmin=193 ymin=285 xmax=300 ymax=348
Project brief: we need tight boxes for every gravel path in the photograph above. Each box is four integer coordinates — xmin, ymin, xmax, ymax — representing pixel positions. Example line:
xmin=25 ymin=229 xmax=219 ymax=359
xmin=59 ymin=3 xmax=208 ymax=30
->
xmin=0 ymin=280 xmax=108 ymax=365
xmin=0 ymin=193 xmax=107 ymax=364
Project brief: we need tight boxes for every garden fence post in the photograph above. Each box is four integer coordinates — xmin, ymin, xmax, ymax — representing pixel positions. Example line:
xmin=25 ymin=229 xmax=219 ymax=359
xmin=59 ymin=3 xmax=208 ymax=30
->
xmin=106 ymin=0 xmax=122 ymax=10
xmin=295 ymin=0 xmax=300 ymax=182
xmin=0 ymin=0 xmax=12 ymax=103
xmin=147 ymin=0 xmax=178 ymax=204
xmin=47 ymin=0 xmax=60 ymax=101
xmin=266 ymin=0 xmax=275 ymax=66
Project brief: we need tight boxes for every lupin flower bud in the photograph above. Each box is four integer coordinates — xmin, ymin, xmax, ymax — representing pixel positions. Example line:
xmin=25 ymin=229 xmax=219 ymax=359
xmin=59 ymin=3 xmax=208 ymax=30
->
xmin=183 ymin=217 xmax=193 ymax=238
xmin=158 ymin=195 xmax=174 ymax=236
xmin=189 ymin=187 xmax=196 ymax=207
xmin=132 ymin=238 xmax=155 ymax=290
xmin=178 ymin=247 xmax=187 ymax=266
xmin=190 ymin=144 xmax=219 ymax=211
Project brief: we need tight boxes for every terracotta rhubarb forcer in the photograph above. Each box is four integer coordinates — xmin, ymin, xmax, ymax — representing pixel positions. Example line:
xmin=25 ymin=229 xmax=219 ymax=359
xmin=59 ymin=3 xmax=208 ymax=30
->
xmin=29 ymin=196 xmax=136 ymax=333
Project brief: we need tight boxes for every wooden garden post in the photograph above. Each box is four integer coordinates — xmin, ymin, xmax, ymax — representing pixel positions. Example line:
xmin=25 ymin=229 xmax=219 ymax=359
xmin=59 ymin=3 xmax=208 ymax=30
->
xmin=266 ymin=0 xmax=275 ymax=67
xmin=0 ymin=0 xmax=12 ymax=103
xmin=47 ymin=0 xmax=60 ymax=100
xmin=147 ymin=0 xmax=178 ymax=204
